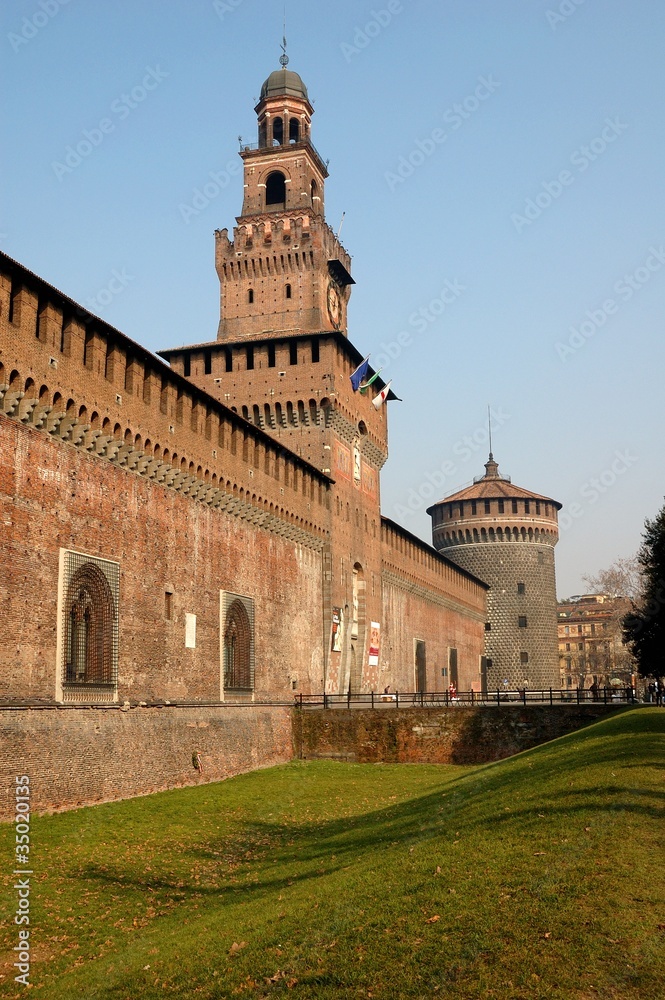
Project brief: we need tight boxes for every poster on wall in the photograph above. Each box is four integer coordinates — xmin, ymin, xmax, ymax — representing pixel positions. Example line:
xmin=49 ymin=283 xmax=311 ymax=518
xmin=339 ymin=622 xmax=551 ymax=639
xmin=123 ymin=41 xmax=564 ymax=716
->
xmin=368 ymin=621 xmax=380 ymax=666
xmin=331 ymin=607 xmax=344 ymax=652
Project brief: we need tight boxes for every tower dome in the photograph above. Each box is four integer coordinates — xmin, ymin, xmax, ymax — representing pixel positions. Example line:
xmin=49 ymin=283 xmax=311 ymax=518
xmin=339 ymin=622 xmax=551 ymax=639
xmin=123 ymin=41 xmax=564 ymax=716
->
xmin=260 ymin=68 xmax=309 ymax=102
xmin=427 ymin=455 xmax=562 ymax=692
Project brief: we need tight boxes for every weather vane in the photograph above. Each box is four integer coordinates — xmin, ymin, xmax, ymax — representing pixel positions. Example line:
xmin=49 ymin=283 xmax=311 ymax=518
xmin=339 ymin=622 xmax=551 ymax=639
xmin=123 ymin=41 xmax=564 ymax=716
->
xmin=280 ymin=6 xmax=289 ymax=67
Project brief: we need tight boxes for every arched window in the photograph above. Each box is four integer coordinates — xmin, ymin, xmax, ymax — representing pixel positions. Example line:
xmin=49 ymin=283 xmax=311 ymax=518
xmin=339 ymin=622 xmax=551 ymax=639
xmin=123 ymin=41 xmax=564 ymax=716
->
xmin=248 ymin=288 xmax=254 ymax=304
xmin=223 ymin=598 xmax=254 ymax=690
xmin=272 ymin=117 xmax=283 ymax=145
xmin=285 ymin=283 xmax=292 ymax=299
xmin=63 ymin=557 xmax=117 ymax=693
xmin=289 ymin=117 xmax=299 ymax=143
xmin=311 ymin=179 xmax=318 ymax=206
xmin=266 ymin=171 xmax=286 ymax=207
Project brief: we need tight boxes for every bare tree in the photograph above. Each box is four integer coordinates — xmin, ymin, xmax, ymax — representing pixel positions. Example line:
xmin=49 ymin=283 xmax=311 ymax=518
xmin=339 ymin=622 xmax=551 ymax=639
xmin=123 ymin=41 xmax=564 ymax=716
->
xmin=582 ymin=555 xmax=643 ymax=601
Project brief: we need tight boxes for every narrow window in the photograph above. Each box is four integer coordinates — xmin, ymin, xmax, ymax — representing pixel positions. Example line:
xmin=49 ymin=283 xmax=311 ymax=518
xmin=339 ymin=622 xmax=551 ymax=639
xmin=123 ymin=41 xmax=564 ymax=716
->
xmin=484 ymin=499 xmax=491 ymax=514
xmin=165 ymin=591 xmax=173 ymax=620
xmin=289 ymin=340 xmax=298 ymax=365
xmin=458 ymin=502 xmax=464 ymax=518
xmin=517 ymin=582 xmax=526 ymax=595
xmin=246 ymin=346 xmax=254 ymax=371
xmin=285 ymin=283 xmax=292 ymax=299
xmin=204 ymin=349 xmax=212 ymax=375
xmin=471 ymin=500 xmax=477 ymax=515
xmin=8 ymin=279 xmax=19 ymax=323
xmin=512 ymin=500 xmax=518 ymax=514
xmin=272 ymin=118 xmax=283 ymax=146
xmin=289 ymin=117 xmax=299 ymax=143
xmin=248 ymin=288 xmax=254 ymax=304
xmin=225 ymin=347 xmax=233 ymax=373
xmin=60 ymin=312 xmax=71 ymax=354
xmin=35 ymin=296 xmax=47 ymax=340
xmin=518 ymin=616 xmax=528 ymax=628
xmin=268 ymin=343 xmax=276 ymax=367
xmin=485 ymin=622 xmax=491 ymax=632
xmin=498 ymin=499 xmax=505 ymax=513
xmin=83 ymin=330 xmax=94 ymax=369
xmin=536 ymin=501 xmax=541 ymax=515
xmin=183 ymin=354 xmax=191 ymax=378
xmin=524 ymin=500 xmax=530 ymax=514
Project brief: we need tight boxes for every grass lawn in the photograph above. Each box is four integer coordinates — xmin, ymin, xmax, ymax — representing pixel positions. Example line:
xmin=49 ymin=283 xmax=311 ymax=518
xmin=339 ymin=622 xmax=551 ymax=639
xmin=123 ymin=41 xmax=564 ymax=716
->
xmin=0 ymin=708 xmax=663 ymax=999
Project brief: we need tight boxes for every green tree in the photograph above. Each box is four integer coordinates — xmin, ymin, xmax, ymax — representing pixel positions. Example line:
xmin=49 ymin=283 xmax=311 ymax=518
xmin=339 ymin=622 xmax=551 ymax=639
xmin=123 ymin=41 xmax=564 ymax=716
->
xmin=622 ymin=502 xmax=665 ymax=677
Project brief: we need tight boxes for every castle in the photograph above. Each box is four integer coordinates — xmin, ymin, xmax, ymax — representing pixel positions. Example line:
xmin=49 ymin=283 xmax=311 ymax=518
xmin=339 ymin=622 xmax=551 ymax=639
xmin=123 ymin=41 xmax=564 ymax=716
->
xmin=0 ymin=61 xmax=560 ymax=816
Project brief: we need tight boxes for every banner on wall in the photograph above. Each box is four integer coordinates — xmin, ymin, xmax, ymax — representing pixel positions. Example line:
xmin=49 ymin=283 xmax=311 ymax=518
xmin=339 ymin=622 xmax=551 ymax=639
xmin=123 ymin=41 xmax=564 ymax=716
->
xmin=331 ymin=607 xmax=344 ymax=652
xmin=368 ymin=621 xmax=380 ymax=666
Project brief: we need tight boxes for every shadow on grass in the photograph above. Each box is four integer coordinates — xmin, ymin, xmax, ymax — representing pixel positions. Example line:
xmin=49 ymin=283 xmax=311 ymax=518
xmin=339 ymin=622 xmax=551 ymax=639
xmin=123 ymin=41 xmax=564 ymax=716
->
xmin=70 ymin=710 xmax=664 ymax=908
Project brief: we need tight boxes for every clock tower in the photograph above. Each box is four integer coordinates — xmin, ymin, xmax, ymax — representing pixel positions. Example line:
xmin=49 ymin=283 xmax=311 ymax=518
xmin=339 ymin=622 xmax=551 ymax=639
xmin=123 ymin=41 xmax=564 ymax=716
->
xmin=160 ymin=57 xmax=394 ymax=696
xmin=215 ymin=58 xmax=354 ymax=342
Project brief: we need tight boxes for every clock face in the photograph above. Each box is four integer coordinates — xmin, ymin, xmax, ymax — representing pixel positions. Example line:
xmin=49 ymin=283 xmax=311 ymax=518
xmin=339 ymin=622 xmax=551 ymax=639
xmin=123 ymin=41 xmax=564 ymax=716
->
xmin=327 ymin=282 xmax=341 ymax=328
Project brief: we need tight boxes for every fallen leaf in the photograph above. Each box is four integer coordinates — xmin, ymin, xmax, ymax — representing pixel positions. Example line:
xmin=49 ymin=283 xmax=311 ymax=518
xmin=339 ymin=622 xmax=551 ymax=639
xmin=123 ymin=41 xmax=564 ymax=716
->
xmin=543 ymin=933 xmax=551 ymax=940
xmin=533 ymin=852 xmax=546 ymax=856
xmin=426 ymin=915 xmax=441 ymax=924
xmin=229 ymin=941 xmax=248 ymax=956
xmin=435 ymin=866 xmax=442 ymax=875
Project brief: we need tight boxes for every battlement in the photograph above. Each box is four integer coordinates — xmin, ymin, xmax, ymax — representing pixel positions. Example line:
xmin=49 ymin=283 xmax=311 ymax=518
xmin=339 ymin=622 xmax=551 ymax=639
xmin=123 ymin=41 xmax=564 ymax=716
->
xmin=381 ymin=517 xmax=488 ymax=609
xmin=0 ymin=252 xmax=331 ymax=546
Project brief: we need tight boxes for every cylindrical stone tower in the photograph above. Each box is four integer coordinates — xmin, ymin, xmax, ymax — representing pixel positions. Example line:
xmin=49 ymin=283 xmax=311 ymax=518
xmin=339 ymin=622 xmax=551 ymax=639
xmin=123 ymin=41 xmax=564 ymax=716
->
xmin=427 ymin=454 xmax=561 ymax=692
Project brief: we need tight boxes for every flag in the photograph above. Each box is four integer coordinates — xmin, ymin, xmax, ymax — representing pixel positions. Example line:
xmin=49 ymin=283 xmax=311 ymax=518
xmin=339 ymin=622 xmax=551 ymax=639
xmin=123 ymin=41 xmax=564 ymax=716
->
xmin=372 ymin=380 xmax=392 ymax=409
xmin=350 ymin=355 xmax=370 ymax=392
xmin=359 ymin=368 xmax=382 ymax=393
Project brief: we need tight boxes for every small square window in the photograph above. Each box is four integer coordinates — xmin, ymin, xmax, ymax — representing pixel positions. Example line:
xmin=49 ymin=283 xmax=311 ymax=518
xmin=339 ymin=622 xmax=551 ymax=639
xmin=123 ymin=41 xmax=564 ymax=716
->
xmin=518 ymin=616 xmax=527 ymax=628
xmin=485 ymin=622 xmax=491 ymax=631
xmin=520 ymin=652 xmax=529 ymax=664
xmin=517 ymin=582 xmax=526 ymax=595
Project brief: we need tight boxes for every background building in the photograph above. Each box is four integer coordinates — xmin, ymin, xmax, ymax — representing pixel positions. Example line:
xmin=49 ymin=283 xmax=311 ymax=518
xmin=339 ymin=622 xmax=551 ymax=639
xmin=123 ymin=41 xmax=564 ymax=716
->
xmin=557 ymin=594 xmax=635 ymax=691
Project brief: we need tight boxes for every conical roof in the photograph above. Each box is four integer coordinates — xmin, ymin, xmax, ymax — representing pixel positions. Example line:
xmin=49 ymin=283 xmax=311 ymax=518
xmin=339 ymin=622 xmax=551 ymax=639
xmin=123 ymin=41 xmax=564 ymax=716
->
xmin=431 ymin=455 xmax=562 ymax=509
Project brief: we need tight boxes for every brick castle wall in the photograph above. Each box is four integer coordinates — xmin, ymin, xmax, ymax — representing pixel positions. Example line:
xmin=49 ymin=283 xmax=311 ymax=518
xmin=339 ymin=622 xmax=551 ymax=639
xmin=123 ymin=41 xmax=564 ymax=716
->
xmin=0 ymin=414 xmax=325 ymax=703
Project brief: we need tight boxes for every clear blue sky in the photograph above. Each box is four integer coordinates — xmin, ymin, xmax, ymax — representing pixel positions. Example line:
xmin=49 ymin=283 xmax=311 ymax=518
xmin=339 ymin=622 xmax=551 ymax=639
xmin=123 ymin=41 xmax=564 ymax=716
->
xmin=2 ymin=0 xmax=664 ymax=597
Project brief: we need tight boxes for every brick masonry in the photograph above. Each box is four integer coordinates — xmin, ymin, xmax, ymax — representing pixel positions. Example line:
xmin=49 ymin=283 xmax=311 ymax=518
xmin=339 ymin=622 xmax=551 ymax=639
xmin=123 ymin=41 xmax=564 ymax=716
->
xmin=293 ymin=704 xmax=622 ymax=766
xmin=0 ymin=704 xmax=292 ymax=821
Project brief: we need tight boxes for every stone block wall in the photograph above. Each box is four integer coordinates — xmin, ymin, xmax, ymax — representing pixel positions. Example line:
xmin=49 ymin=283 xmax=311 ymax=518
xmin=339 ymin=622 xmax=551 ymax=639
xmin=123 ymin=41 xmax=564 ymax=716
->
xmin=0 ymin=704 xmax=292 ymax=821
xmin=293 ymin=704 xmax=619 ymax=766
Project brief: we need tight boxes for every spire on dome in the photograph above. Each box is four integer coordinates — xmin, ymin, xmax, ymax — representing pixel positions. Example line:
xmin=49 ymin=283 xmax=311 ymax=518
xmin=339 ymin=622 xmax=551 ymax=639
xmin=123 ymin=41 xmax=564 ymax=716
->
xmin=484 ymin=454 xmax=501 ymax=479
